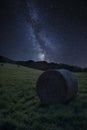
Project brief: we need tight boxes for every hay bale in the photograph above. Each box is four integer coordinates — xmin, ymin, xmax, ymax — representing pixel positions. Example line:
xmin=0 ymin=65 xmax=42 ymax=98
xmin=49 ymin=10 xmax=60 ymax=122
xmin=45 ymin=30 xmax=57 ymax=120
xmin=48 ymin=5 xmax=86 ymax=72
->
xmin=36 ymin=69 xmax=78 ymax=103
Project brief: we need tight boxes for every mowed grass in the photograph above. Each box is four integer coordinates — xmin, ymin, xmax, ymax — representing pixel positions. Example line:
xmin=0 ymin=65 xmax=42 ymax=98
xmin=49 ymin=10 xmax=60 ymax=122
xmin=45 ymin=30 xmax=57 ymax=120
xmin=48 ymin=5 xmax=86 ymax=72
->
xmin=0 ymin=63 xmax=87 ymax=130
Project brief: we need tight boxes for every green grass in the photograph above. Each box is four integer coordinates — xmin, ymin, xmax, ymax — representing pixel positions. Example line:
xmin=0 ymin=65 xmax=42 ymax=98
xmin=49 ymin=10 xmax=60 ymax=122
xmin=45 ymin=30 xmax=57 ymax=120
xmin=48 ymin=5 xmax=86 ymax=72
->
xmin=0 ymin=63 xmax=87 ymax=130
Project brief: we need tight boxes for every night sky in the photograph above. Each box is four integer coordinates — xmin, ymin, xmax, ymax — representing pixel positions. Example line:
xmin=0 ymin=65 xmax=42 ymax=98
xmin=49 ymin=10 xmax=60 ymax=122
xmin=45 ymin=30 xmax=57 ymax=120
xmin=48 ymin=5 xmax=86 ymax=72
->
xmin=0 ymin=0 xmax=87 ymax=67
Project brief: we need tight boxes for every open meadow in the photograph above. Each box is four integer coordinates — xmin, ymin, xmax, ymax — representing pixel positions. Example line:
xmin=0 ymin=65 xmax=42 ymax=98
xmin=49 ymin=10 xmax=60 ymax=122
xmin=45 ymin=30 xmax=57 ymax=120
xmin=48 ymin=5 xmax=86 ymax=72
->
xmin=0 ymin=63 xmax=87 ymax=130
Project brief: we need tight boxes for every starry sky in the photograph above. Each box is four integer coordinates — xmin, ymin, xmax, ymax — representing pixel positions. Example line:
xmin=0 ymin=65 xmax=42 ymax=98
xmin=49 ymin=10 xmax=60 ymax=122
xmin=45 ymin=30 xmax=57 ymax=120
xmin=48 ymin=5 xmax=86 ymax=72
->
xmin=0 ymin=0 xmax=87 ymax=67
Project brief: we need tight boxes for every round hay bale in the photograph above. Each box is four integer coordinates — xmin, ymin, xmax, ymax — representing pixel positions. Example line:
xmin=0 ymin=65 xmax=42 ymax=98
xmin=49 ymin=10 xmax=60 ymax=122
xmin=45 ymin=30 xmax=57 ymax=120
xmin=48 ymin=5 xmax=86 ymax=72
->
xmin=36 ymin=69 xmax=78 ymax=103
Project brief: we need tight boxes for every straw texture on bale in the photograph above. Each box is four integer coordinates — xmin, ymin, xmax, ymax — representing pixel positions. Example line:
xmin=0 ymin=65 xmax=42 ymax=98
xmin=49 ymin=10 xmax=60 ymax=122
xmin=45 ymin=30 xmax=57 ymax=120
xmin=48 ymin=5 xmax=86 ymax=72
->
xmin=36 ymin=69 xmax=78 ymax=103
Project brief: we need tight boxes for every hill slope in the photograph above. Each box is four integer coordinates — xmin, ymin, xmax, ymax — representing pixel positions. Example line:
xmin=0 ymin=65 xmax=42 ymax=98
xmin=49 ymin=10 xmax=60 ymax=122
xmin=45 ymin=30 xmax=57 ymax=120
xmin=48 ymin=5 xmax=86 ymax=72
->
xmin=1 ymin=55 xmax=87 ymax=72
xmin=0 ymin=56 xmax=14 ymax=63
xmin=0 ymin=64 xmax=87 ymax=130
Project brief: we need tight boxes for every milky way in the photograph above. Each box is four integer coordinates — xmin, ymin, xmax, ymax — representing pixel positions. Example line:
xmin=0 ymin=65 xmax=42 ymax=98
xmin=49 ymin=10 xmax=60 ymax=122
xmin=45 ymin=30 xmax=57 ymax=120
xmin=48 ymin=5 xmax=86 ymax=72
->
xmin=19 ymin=0 xmax=50 ymax=61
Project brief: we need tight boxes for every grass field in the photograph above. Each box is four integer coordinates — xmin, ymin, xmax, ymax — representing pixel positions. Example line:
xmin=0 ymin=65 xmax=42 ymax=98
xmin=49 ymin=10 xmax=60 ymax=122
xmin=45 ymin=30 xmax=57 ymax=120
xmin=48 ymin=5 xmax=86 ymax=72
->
xmin=0 ymin=63 xmax=87 ymax=130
